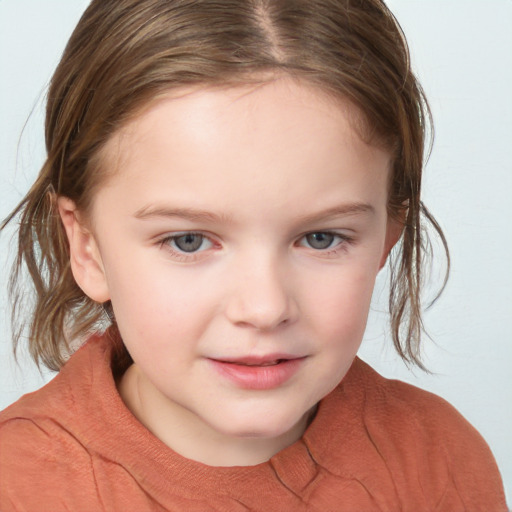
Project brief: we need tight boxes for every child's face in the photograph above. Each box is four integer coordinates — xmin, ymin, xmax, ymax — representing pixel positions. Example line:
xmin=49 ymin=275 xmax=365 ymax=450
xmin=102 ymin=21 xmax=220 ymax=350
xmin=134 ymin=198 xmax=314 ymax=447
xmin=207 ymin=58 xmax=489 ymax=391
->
xmin=64 ymin=77 xmax=398 ymax=461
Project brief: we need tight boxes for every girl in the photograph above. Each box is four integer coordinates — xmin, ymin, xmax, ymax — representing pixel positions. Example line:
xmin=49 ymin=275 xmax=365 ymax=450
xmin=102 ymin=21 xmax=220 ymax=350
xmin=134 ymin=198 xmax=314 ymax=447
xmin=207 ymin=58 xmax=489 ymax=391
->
xmin=0 ymin=0 xmax=508 ymax=510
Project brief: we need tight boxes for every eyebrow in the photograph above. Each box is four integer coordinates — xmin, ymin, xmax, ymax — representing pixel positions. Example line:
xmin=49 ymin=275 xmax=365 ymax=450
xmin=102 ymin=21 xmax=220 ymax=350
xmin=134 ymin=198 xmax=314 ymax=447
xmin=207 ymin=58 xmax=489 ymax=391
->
xmin=134 ymin=205 xmax=232 ymax=223
xmin=134 ymin=202 xmax=374 ymax=224
xmin=295 ymin=203 xmax=375 ymax=225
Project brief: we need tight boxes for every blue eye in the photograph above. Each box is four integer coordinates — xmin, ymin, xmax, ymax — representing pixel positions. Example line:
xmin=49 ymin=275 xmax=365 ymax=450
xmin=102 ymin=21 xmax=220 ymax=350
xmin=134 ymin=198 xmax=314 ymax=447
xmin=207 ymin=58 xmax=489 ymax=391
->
xmin=168 ymin=233 xmax=210 ymax=253
xmin=303 ymin=232 xmax=337 ymax=250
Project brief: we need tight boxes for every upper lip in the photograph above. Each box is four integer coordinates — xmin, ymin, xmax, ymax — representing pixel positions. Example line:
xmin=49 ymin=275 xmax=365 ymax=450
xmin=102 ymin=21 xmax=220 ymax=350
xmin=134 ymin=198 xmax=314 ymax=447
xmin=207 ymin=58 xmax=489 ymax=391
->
xmin=210 ymin=354 xmax=305 ymax=365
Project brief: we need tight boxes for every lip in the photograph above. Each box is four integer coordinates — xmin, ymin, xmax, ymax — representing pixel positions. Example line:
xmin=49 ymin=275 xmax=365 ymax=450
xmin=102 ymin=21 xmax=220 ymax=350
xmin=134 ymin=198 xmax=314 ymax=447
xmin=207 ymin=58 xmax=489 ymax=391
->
xmin=208 ymin=355 xmax=306 ymax=390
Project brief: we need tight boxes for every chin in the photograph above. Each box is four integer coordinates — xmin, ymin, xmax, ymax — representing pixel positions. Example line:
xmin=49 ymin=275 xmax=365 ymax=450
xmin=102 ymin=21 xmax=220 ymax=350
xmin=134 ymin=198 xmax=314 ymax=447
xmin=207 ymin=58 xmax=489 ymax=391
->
xmin=209 ymin=406 xmax=312 ymax=441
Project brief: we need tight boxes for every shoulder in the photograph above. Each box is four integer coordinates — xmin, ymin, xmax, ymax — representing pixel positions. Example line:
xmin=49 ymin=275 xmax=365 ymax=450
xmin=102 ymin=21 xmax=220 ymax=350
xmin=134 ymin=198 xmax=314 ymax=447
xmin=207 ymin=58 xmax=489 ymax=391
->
xmin=349 ymin=358 xmax=507 ymax=508
xmin=0 ymin=397 xmax=103 ymax=511
xmin=0 ymin=337 xmax=110 ymax=511
xmin=353 ymin=358 xmax=491 ymax=449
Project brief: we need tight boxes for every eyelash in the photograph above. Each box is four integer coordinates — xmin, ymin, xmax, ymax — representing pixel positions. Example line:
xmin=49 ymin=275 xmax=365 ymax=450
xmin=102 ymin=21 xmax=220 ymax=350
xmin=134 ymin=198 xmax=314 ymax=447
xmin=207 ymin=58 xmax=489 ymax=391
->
xmin=156 ymin=231 xmax=354 ymax=261
xmin=296 ymin=231 xmax=354 ymax=257
xmin=157 ymin=232 xmax=215 ymax=262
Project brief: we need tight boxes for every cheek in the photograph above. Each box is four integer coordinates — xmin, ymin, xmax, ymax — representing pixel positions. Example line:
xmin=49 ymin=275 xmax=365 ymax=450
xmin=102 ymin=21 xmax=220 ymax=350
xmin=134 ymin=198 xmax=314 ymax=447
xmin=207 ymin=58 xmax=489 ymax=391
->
xmin=306 ymin=265 xmax=377 ymax=346
xmin=104 ymin=256 xmax=218 ymax=346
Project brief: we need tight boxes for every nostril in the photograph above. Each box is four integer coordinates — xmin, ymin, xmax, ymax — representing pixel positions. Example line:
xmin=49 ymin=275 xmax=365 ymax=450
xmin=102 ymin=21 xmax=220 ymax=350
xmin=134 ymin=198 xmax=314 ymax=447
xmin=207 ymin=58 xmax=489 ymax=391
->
xmin=223 ymin=268 xmax=298 ymax=330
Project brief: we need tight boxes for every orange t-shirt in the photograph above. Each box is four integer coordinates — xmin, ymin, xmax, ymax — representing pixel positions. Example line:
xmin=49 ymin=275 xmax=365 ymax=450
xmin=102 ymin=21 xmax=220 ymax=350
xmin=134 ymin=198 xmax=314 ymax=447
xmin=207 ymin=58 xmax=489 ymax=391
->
xmin=0 ymin=334 xmax=507 ymax=511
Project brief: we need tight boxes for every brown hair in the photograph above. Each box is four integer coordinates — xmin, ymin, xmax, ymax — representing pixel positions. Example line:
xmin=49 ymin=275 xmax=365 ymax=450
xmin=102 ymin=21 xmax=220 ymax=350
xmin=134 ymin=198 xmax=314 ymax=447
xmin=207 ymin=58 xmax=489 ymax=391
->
xmin=3 ymin=0 xmax=448 ymax=371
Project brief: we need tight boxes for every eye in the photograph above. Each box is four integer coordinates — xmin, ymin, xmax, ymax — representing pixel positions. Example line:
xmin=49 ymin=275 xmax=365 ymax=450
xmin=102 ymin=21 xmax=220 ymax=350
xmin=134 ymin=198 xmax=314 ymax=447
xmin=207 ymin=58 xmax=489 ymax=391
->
xmin=301 ymin=232 xmax=339 ymax=250
xmin=164 ymin=233 xmax=212 ymax=253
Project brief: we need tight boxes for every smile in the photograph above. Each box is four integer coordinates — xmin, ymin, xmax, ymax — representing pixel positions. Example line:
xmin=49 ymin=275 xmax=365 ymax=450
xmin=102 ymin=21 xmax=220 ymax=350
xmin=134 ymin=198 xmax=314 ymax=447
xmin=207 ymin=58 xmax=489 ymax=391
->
xmin=208 ymin=356 xmax=306 ymax=390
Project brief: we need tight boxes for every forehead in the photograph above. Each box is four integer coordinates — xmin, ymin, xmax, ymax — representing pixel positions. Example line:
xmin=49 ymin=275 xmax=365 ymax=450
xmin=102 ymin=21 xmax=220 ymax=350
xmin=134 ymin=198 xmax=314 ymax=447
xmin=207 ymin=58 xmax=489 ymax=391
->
xmin=118 ymin=79 xmax=353 ymax=141
xmin=93 ymin=77 xmax=392 ymax=219
xmin=103 ymin=77 xmax=387 ymax=169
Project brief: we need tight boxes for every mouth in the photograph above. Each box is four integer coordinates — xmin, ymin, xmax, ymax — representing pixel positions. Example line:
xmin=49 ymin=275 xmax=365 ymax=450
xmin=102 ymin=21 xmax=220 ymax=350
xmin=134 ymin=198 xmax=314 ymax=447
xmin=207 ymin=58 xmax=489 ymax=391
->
xmin=235 ymin=359 xmax=284 ymax=367
xmin=212 ymin=353 xmax=303 ymax=367
xmin=208 ymin=355 xmax=306 ymax=390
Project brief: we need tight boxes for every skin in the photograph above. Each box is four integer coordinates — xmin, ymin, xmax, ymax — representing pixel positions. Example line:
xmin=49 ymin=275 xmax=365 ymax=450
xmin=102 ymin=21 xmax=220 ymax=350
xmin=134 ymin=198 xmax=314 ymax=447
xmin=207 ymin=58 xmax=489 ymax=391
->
xmin=59 ymin=77 xmax=401 ymax=467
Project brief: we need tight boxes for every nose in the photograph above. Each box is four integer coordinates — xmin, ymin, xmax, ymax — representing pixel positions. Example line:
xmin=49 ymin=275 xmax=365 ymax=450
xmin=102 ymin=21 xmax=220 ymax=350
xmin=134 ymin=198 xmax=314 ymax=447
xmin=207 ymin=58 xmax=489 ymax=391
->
xmin=224 ymin=253 xmax=298 ymax=331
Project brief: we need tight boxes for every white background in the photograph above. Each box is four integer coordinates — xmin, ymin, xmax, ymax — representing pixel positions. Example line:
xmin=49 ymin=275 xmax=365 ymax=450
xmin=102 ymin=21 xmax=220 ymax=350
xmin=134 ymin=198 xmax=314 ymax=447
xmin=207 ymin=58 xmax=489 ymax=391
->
xmin=1 ymin=0 xmax=511 ymax=504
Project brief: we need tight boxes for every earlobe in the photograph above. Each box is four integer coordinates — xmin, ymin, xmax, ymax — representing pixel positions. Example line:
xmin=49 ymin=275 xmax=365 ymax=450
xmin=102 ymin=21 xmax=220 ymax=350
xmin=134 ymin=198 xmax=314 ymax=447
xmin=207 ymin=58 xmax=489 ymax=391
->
xmin=57 ymin=197 xmax=110 ymax=303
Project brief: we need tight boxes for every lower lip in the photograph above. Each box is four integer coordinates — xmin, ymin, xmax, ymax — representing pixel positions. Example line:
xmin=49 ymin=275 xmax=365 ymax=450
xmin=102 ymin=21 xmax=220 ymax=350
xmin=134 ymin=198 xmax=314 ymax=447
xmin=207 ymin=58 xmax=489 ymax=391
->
xmin=209 ymin=358 xmax=305 ymax=390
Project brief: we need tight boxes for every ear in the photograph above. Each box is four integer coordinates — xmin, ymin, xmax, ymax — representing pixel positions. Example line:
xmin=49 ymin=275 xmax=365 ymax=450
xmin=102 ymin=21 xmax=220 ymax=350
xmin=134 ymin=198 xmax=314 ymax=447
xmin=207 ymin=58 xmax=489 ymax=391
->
xmin=57 ymin=197 xmax=110 ymax=303
xmin=379 ymin=212 xmax=405 ymax=270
